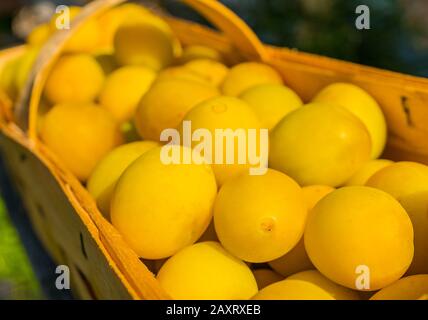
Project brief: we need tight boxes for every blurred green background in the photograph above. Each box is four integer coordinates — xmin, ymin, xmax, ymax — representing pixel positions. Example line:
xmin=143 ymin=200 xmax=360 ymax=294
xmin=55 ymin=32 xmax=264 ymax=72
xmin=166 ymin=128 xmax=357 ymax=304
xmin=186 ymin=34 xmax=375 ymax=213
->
xmin=0 ymin=0 xmax=427 ymax=300
xmin=0 ymin=199 xmax=41 ymax=299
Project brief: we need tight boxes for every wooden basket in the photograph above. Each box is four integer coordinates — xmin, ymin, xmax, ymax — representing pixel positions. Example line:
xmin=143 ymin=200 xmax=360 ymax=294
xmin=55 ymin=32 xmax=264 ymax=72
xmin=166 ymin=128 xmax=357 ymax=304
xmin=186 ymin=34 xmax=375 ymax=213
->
xmin=1 ymin=0 xmax=428 ymax=300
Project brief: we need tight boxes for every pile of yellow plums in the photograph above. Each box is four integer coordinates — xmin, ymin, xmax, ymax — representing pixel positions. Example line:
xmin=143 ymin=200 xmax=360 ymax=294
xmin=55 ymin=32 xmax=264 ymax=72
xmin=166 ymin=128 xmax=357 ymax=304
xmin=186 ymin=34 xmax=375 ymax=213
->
xmin=1 ymin=3 xmax=427 ymax=300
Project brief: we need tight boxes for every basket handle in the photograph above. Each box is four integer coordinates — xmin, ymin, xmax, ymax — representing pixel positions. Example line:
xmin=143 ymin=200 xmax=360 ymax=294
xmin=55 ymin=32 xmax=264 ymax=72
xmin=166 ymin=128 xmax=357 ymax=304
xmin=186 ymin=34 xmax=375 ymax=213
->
xmin=14 ymin=0 xmax=267 ymax=140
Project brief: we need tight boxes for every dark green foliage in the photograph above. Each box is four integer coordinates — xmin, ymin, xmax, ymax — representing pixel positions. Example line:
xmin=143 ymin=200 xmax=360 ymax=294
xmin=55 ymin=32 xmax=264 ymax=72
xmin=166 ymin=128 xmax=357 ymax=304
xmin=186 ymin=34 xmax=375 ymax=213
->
xmin=221 ymin=0 xmax=428 ymax=77
xmin=162 ymin=0 xmax=427 ymax=77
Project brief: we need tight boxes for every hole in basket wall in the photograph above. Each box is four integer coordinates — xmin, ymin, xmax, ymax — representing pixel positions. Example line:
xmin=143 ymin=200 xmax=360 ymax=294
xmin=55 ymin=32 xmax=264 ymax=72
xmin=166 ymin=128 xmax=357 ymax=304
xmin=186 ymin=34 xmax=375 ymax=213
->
xmin=19 ymin=152 xmax=27 ymax=162
xmin=79 ymin=232 xmax=88 ymax=260
xmin=401 ymin=96 xmax=414 ymax=127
